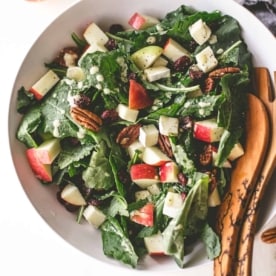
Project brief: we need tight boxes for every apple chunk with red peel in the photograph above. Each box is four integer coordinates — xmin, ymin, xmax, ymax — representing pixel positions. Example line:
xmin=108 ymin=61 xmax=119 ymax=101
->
xmin=193 ymin=118 xmax=224 ymax=143
xmin=130 ymin=163 xmax=159 ymax=188
xmin=144 ymin=232 xmax=165 ymax=256
xmin=26 ymin=148 xmax=52 ymax=182
xmin=130 ymin=202 xmax=154 ymax=227
xmin=35 ymin=138 xmax=61 ymax=164
xmin=29 ymin=70 xmax=59 ymax=100
xmin=163 ymin=38 xmax=191 ymax=62
xmin=128 ymin=12 xmax=160 ymax=30
xmin=159 ymin=161 xmax=179 ymax=183
xmin=129 ymin=79 xmax=153 ymax=110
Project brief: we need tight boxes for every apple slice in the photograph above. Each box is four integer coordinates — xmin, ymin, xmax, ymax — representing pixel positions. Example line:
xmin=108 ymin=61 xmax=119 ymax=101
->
xmin=144 ymin=66 xmax=170 ymax=82
xmin=163 ymin=191 xmax=183 ymax=218
xmin=60 ymin=183 xmax=86 ymax=206
xmin=35 ymin=138 xmax=61 ymax=164
xmin=128 ymin=79 xmax=153 ymax=109
xmin=163 ymin=38 xmax=191 ymax=62
xmin=29 ymin=70 xmax=60 ymax=100
xmin=159 ymin=161 xmax=179 ymax=183
xmin=147 ymin=183 xmax=161 ymax=195
xmin=26 ymin=148 xmax=52 ymax=182
xmin=130 ymin=163 xmax=159 ymax=188
xmin=116 ymin=103 xmax=139 ymax=122
xmin=130 ymin=202 xmax=154 ymax=227
xmin=66 ymin=66 xmax=85 ymax=81
xmin=131 ymin=45 xmax=163 ymax=69
xmin=83 ymin=22 xmax=109 ymax=46
xmin=227 ymin=142 xmax=244 ymax=161
xmin=139 ymin=124 xmax=159 ymax=147
xmin=144 ymin=232 xmax=165 ymax=256
xmin=128 ymin=12 xmax=160 ymax=30
xmin=208 ymin=186 xmax=221 ymax=207
xmin=135 ymin=190 xmax=151 ymax=201
xmin=158 ymin=115 xmax=179 ymax=136
xmin=142 ymin=146 xmax=171 ymax=166
xmin=193 ymin=118 xmax=224 ymax=143
xmin=212 ymin=151 xmax=232 ymax=168
xmin=127 ymin=140 xmax=144 ymax=159
xmin=83 ymin=205 xmax=106 ymax=228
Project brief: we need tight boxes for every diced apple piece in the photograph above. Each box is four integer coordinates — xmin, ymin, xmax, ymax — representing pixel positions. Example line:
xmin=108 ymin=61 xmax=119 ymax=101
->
xmin=208 ymin=186 xmax=221 ymax=207
xmin=144 ymin=232 xmax=165 ymax=255
xmin=212 ymin=151 xmax=232 ymax=168
xmin=83 ymin=205 xmax=106 ymax=228
xmin=29 ymin=70 xmax=59 ymax=100
xmin=127 ymin=140 xmax=144 ymax=159
xmin=188 ymin=19 xmax=212 ymax=45
xmin=147 ymin=183 xmax=161 ymax=195
xmin=61 ymin=183 xmax=86 ymax=206
xmin=116 ymin=103 xmax=139 ymax=122
xmin=139 ymin=124 xmax=159 ymax=147
xmin=130 ymin=163 xmax=159 ymax=188
xmin=135 ymin=190 xmax=151 ymax=201
xmin=144 ymin=66 xmax=170 ymax=82
xmin=66 ymin=66 xmax=85 ymax=81
xmin=128 ymin=12 xmax=160 ymax=30
xmin=193 ymin=118 xmax=224 ymax=143
xmin=163 ymin=38 xmax=191 ymax=62
xmin=195 ymin=46 xmax=218 ymax=73
xmin=35 ymin=138 xmax=61 ymax=164
xmin=83 ymin=22 xmax=109 ymax=46
xmin=128 ymin=79 xmax=153 ymax=109
xmin=26 ymin=148 xmax=52 ymax=182
xmin=159 ymin=162 xmax=179 ymax=183
xmin=228 ymin=142 xmax=245 ymax=161
xmin=130 ymin=202 xmax=154 ymax=227
xmin=163 ymin=191 xmax=183 ymax=218
xmin=142 ymin=146 xmax=171 ymax=166
xmin=152 ymin=56 xmax=168 ymax=67
xmin=131 ymin=45 xmax=163 ymax=69
xmin=159 ymin=115 xmax=179 ymax=136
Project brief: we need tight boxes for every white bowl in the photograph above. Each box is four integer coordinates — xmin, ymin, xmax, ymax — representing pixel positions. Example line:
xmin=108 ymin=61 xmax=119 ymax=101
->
xmin=8 ymin=0 xmax=276 ymax=274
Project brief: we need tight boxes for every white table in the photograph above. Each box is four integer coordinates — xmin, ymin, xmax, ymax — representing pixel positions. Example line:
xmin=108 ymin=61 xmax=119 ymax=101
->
xmin=0 ymin=1 xmax=275 ymax=275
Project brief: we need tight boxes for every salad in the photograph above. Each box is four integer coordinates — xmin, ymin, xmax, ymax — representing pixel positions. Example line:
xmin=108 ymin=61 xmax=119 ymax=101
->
xmin=15 ymin=5 xmax=252 ymax=269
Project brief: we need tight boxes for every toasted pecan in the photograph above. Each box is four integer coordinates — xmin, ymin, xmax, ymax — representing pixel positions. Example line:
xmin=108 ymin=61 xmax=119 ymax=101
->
xmin=208 ymin=66 xmax=240 ymax=78
xmin=158 ymin=134 xmax=173 ymax=158
xmin=70 ymin=106 xmax=102 ymax=132
xmin=261 ymin=227 xmax=276 ymax=244
xmin=116 ymin=124 xmax=141 ymax=148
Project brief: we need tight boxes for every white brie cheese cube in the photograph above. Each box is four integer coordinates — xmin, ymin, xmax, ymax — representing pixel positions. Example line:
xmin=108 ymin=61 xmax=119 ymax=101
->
xmin=83 ymin=22 xmax=109 ymax=46
xmin=144 ymin=66 xmax=170 ymax=82
xmin=159 ymin=115 xmax=179 ymax=136
xmin=195 ymin=46 xmax=218 ymax=73
xmin=163 ymin=191 xmax=183 ymax=218
xmin=83 ymin=205 xmax=106 ymax=228
xmin=189 ymin=19 xmax=212 ymax=45
xmin=139 ymin=124 xmax=159 ymax=147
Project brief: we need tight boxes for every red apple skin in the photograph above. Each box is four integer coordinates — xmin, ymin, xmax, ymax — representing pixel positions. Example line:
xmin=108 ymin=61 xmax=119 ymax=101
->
xmin=193 ymin=123 xmax=211 ymax=142
xmin=29 ymin=88 xmax=43 ymax=100
xmin=130 ymin=202 xmax=154 ymax=227
xmin=26 ymin=148 xmax=52 ymax=182
xmin=159 ymin=162 xmax=179 ymax=183
xmin=130 ymin=163 xmax=158 ymax=181
xmin=128 ymin=13 xmax=146 ymax=30
xmin=129 ymin=79 xmax=153 ymax=110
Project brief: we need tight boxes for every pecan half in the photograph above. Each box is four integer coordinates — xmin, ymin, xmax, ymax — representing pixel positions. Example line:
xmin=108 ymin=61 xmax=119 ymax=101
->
xmin=208 ymin=67 xmax=240 ymax=78
xmin=261 ymin=227 xmax=276 ymax=244
xmin=116 ymin=124 xmax=141 ymax=148
xmin=204 ymin=77 xmax=215 ymax=93
xmin=70 ymin=107 xmax=102 ymax=132
xmin=158 ymin=134 xmax=173 ymax=158
xmin=199 ymin=144 xmax=213 ymax=167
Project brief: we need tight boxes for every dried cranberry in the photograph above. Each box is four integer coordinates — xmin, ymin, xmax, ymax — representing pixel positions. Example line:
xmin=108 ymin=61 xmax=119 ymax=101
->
xmin=178 ymin=172 xmax=188 ymax=186
xmin=179 ymin=116 xmax=194 ymax=132
xmin=173 ymin=56 xmax=191 ymax=72
xmin=109 ymin=24 xmax=124 ymax=34
xmin=101 ymin=109 xmax=119 ymax=124
xmin=118 ymin=169 xmax=131 ymax=185
xmin=105 ymin=39 xmax=117 ymax=51
xmin=74 ymin=94 xmax=91 ymax=108
xmin=189 ymin=67 xmax=204 ymax=80
xmin=128 ymin=72 xmax=137 ymax=81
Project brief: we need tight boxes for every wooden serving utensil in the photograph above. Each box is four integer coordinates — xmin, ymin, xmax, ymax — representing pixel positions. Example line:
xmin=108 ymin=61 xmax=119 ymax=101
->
xmin=214 ymin=91 xmax=270 ymax=275
xmin=234 ymin=68 xmax=276 ymax=275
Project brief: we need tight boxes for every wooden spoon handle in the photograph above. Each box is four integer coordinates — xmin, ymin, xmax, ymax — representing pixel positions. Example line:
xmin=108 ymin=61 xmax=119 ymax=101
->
xmin=214 ymin=93 xmax=270 ymax=276
xmin=234 ymin=68 xmax=276 ymax=275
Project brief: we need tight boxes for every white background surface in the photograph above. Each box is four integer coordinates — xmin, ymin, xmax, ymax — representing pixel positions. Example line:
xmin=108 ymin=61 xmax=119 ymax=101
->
xmin=0 ymin=1 xmax=275 ymax=275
